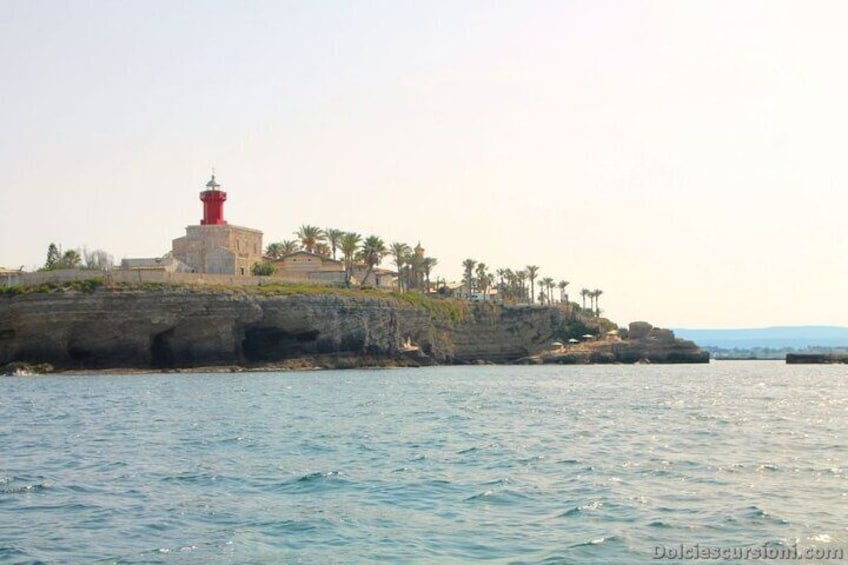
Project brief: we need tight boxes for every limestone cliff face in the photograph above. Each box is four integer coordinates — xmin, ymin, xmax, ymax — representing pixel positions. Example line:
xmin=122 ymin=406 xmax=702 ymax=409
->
xmin=448 ymin=303 xmax=567 ymax=363
xmin=0 ymin=289 xmax=568 ymax=369
xmin=0 ymin=290 xmax=705 ymax=370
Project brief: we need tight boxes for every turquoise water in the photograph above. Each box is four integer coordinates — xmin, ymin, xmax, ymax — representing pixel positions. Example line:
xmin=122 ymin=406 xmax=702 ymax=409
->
xmin=1 ymin=362 xmax=846 ymax=563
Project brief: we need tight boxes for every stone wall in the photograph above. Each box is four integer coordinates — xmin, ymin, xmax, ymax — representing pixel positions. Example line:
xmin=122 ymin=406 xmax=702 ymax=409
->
xmin=0 ymin=270 xmax=339 ymax=289
xmin=172 ymin=224 xmax=263 ymax=275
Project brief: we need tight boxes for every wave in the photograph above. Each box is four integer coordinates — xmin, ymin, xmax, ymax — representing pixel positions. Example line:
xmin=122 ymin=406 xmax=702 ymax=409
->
xmin=0 ymin=476 xmax=52 ymax=495
xmin=464 ymin=488 xmax=531 ymax=505
xmin=557 ymin=500 xmax=603 ymax=518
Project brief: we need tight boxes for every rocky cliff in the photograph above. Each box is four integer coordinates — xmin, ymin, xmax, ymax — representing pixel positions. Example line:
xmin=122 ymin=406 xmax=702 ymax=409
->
xmin=0 ymin=286 xmax=708 ymax=370
xmin=518 ymin=321 xmax=710 ymax=364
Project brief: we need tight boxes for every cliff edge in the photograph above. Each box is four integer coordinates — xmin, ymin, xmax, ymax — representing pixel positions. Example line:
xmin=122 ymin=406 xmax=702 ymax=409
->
xmin=0 ymin=285 xmax=708 ymax=371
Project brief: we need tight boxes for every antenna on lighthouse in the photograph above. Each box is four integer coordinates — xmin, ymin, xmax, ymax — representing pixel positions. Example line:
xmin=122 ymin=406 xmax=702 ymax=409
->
xmin=206 ymin=169 xmax=220 ymax=191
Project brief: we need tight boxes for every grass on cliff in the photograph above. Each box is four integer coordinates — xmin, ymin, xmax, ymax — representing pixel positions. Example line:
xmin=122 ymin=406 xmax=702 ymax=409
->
xmin=252 ymin=282 xmax=470 ymax=323
xmin=0 ymin=278 xmax=105 ymax=296
xmin=0 ymin=278 xmax=470 ymax=323
xmin=392 ymin=291 xmax=470 ymax=324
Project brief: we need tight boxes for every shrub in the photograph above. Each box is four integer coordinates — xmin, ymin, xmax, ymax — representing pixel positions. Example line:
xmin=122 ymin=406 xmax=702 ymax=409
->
xmin=251 ymin=262 xmax=276 ymax=276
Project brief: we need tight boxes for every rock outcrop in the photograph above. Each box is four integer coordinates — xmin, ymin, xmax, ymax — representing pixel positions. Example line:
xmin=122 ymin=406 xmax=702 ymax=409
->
xmin=786 ymin=353 xmax=848 ymax=364
xmin=518 ymin=321 xmax=709 ymax=365
xmin=0 ymin=288 xmax=708 ymax=370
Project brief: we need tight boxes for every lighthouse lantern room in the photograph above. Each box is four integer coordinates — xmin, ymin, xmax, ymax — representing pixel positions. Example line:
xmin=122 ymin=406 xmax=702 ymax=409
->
xmin=200 ymin=174 xmax=227 ymax=225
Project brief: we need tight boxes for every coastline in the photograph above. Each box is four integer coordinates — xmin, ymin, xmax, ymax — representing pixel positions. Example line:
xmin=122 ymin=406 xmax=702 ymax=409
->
xmin=1 ymin=285 xmax=709 ymax=373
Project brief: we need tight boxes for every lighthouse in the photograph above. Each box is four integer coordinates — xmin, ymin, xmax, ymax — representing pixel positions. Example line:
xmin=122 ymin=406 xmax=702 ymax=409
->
xmin=200 ymin=174 xmax=227 ymax=225
xmin=171 ymin=173 xmax=263 ymax=275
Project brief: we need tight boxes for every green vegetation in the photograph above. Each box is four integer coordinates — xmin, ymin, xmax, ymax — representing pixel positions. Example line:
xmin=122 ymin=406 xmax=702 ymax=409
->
xmin=0 ymin=285 xmax=23 ymax=297
xmin=251 ymin=261 xmax=276 ymax=276
xmin=359 ymin=235 xmax=387 ymax=289
xmin=266 ymin=227 xmax=437 ymax=293
xmin=325 ymin=228 xmax=344 ymax=261
xmin=40 ymin=243 xmax=114 ymax=271
xmin=266 ymin=240 xmax=299 ymax=258
xmin=295 ymin=224 xmax=324 ymax=254
xmin=340 ymin=232 xmax=361 ymax=286
xmin=0 ymin=278 xmax=104 ymax=296
xmin=462 ymin=259 xmax=476 ymax=299
xmin=556 ymin=317 xmax=594 ymax=342
xmin=459 ymin=262 xmax=598 ymax=316
xmin=390 ymin=242 xmax=411 ymax=292
xmin=393 ymin=291 xmax=469 ymax=324
xmin=42 ymin=244 xmax=81 ymax=270
xmin=29 ymin=231 xmax=610 ymax=326
xmin=526 ymin=265 xmax=539 ymax=304
xmin=253 ymin=281 xmax=366 ymax=297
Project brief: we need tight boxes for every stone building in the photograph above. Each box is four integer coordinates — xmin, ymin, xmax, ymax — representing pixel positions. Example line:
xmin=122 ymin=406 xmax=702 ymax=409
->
xmin=268 ymin=251 xmax=397 ymax=288
xmin=270 ymin=251 xmax=345 ymax=282
xmin=171 ymin=175 xmax=263 ymax=275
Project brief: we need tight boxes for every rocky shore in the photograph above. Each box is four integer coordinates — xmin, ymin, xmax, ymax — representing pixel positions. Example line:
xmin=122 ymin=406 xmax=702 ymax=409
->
xmin=785 ymin=352 xmax=848 ymax=364
xmin=516 ymin=321 xmax=710 ymax=364
xmin=0 ymin=285 xmax=709 ymax=372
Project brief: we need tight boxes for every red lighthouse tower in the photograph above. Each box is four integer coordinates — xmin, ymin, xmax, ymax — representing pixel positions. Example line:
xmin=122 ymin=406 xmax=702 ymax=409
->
xmin=200 ymin=174 xmax=227 ymax=225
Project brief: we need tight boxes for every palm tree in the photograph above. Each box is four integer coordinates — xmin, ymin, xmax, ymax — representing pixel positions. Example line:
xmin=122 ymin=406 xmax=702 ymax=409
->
xmin=580 ymin=288 xmax=590 ymax=312
xmin=422 ymin=257 xmax=437 ymax=293
xmin=593 ymin=289 xmax=603 ymax=317
xmin=340 ymin=232 xmax=361 ymax=286
xmin=325 ymin=228 xmax=344 ymax=261
xmin=407 ymin=243 xmax=426 ymax=291
xmin=360 ymin=235 xmax=387 ymax=288
xmin=501 ymin=268 xmax=514 ymax=302
xmin=558 ymin=280 xmax=570 ymax=311
xmin=296 ymin=224 xmax=324 ymax=254
xmin=541 ymin=277 xmax=555 ymax=304
xmin=315 ymin=242 xmax=331 ymax=257
xmin=475 ymin=262 xmax=489 ymax=300
xmin=526 ymin=265 xmax=540 ymax=305
xmin=462 ymin=259 xmax=476 ymax=299
xmin=390 ymin=242 xmax=411 ymax=292
xmin=264 ymin=242 xmax=286 ymax=260
xmin=516 ymin=270 xmax=528 ymax=302
xmin=272 ymin=240 xmax=296 ymax=256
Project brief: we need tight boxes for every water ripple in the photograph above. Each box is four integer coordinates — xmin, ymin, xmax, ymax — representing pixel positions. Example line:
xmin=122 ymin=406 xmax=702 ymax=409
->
xmin=1 ymin=363 xmax=846 ymax=562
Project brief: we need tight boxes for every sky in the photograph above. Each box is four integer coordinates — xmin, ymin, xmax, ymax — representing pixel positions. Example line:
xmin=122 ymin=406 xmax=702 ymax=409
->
xmin=2 ymin=0 xmax=847 ymax=329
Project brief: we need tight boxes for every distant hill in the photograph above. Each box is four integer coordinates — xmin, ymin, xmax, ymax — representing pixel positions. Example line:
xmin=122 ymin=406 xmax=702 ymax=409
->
xmin=672 ymin=326 xmax=848 ymax=349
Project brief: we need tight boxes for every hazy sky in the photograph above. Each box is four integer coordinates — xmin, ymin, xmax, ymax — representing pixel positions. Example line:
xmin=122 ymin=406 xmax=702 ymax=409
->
xmin=3 ymin=1 xmax=847 ymax=329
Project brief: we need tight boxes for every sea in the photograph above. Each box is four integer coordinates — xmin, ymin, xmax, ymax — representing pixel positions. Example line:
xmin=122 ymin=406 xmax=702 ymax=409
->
xmin=1 ymin=361 xmax=846 ymax=564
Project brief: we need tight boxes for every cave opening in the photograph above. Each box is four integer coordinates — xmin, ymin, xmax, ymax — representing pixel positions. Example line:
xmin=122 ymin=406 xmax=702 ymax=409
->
xmin=67 ymin=345 xmax=95 ymax=363
xmin=151 ymin=328 xmax=177 ymax=368
xmin=242 ymin=327 xmax=320 ymax=362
